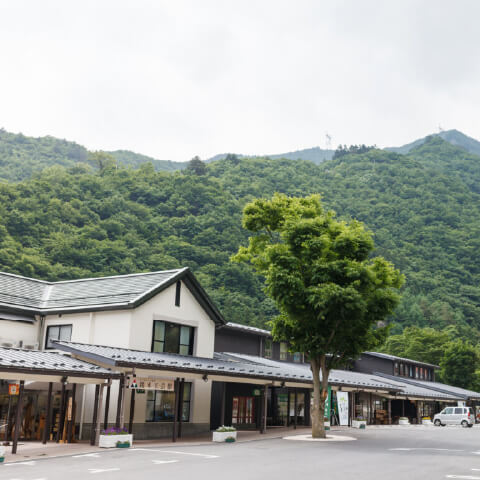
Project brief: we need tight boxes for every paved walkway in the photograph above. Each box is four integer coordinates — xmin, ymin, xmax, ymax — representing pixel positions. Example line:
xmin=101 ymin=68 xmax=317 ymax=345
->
xmin=1 ymin=427 xmax=313 ymax=463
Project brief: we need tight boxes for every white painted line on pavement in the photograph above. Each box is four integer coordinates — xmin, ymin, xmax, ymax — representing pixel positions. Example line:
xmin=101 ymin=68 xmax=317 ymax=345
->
xmin=73 ymin=453 xmax=101 ymax=458
xmin=152 ymin=460 xmax=179 ymax=464
xmin=89 ymin=468 xmax=120 ymax=474
xmin=390 ymin=448 xmax=464 ymax=452
xmin=4 ymin=461 xmax=37 ymax=466
xmin=446 ymin=476 xmax=480 ymax=479
xmin=130 ymin=448 xmax=219 ymax=459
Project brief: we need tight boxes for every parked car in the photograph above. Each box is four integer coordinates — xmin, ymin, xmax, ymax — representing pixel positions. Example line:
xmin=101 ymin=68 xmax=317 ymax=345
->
xmin=433 ymin=406 xmax=474 ymax=427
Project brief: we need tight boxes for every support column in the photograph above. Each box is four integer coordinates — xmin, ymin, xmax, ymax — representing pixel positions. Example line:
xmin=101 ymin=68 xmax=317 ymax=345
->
xmin=178 ymin=379 xmax=185 ymax=439
xmin=94 ymin=384 xmax=105 ymax=446
xmin=116 ymin=375 xmax=125 ymax=428
xmin=56 ymin=380 xmax=67 ymax=443
xmin=388 ymin=398 xmax=392 ymax=425
xmin=90 ymin=384 xmax=100 ymax=446
xmin=294 ymin=389 xmax=298 ymax=430
xmin=11 ymin=380 xmax=25 ymax=454
xmin=119 ymin=375 xmax=128 ymax=428
xmin=260 ymin=384 xmax=268 ymax=434
xmin=172 ymin=378 xmax=180 ymax=442
xmin=287 ymin=390 xmax=290 ymax=427
xmin=402 ymin=399 xmax=405 ymax=417
xmin=220 ymin=382 xmax=226 ymax=427
xmin=369 ymin=392 xmax=373 ymax=425
xmin=4 ymin=395 xmax=12 ymax=442
xmin=67 ymin=384 xmax=77 ymax=443
xmin=104 ymin=385 xmax=111 ymax=430
xmin=128 ymin=389 xmax=135 ymax=434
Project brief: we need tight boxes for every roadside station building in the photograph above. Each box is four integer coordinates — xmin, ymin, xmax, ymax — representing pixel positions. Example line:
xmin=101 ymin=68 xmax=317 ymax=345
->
xmin=0 ymin=268 xmax=479 ymax=451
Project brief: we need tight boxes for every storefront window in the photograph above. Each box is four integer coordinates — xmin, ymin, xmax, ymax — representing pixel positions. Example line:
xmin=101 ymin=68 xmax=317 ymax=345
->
xmin=152 ymin=321 xmax=194 ymax=355
xmin=280 ymin=342 xmax=288 ymax=361
xmin=232 ymin=396 xmax=255 ymax=424
xmin=394 ymin=362 xmax=399 ymax=375
xmin=146 ymin=383 xmax=191 ymax=422
xmin=45 ymin=325 xmax=72 ymax=349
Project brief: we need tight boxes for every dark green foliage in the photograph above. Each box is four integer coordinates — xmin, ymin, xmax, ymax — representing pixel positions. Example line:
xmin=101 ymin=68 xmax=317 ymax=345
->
xmin=333 ymin=144 xmax=375 ymax=159
xmin=185 ymin=156 xmax=207 ymax=175
xmin=440 ymin=341 xmax=479 ymax=390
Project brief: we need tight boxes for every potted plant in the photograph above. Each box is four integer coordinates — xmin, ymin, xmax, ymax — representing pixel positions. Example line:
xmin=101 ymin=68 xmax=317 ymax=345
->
xmin=116 ymin=440 xmax=131 ymax=448
xmin=0 ymin=445 xmax=4 ymax=463
xmin=352 ymin=416 xmax=367 ymax=429
xmin=213 ymin=426 xmax=237 ymax=442
xmin=422 ymin=416 xmax=432 ymax=425
xmin=324 ymin=417 xmax=330 ymax=431
xmin=99 ymin=427 xmax=133 ymax=448
xmin=398 ymin=417 xmax=410 ymax=425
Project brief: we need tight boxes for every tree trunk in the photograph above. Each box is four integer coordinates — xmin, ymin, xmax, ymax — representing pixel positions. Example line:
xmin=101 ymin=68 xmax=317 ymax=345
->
xmin=311 ymin=355 xmax=329 ymax=438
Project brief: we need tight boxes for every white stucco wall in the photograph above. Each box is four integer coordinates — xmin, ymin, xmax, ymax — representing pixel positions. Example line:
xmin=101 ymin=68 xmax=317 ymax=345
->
xmin=0 ymin=319 xmax=39 ymax=348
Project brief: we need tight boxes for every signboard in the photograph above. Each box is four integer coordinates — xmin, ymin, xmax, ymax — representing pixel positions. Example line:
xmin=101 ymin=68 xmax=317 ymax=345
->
xmin=126 ymin=376 xmax=174 ymax=391
xmin=8 ymin=383 xmax=20 ymax=395
xmin=252 ymin=389 xmax=261 ymax=397
xmin=336 ymin=391 xmax=349 ymax=426
xmin=67 ymin=396 xmax=73 ymax=421
xmin=324 ymin=386 xmax=331 ymax=419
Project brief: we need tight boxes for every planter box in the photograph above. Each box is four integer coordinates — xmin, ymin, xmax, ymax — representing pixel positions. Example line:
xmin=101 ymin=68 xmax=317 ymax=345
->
xmin=398 ymin=419 xmax=410 ymax=425
xmin=352 ymin=420 xmax=367 ymax=429
xmin=422 ymin=420 xmax=433 ymax=425
xmin=99 ymin=434 xmax=133 ymax=448
xmin=324 ymin=421 xmax=330 ymax=431
xmin=212 ymin=431 xmax=237 ymax=442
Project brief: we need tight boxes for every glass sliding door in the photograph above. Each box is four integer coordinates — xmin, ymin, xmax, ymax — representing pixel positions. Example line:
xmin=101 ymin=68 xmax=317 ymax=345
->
xmin=232 ymin=397 xmax=255 ymax=425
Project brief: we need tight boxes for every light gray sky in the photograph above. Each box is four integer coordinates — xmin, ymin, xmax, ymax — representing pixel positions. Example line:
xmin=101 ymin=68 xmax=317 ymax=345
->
xmin=1 ymin=0 xmax=480 ymax=161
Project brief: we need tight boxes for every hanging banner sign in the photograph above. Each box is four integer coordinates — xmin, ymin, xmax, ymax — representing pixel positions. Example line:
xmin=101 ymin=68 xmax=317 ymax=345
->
xmin=336 ymin=391 xmax=349 ymax=426
xmin=126 ymin=376 xmax=174 ymax=391
xmin=324 ymin=385 xmax=331 ymax=419
xmin=8 ymin=383 xmax=20 ymax=395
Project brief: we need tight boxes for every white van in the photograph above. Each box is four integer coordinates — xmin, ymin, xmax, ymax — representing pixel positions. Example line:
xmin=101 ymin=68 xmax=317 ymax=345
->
xmin=433 ymin=406 xmax=474 ymax=427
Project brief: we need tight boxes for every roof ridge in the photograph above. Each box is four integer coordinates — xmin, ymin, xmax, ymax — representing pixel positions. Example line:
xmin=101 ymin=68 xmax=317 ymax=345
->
xmin=0 ymin=271 xmax=51 ymax=284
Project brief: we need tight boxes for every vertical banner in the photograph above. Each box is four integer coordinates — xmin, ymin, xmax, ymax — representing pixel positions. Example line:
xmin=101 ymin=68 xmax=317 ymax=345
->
xmin=324 ymin=386 xmax=331 ymax=419
xmin=336 ymin=391 xmax=349 ymax=426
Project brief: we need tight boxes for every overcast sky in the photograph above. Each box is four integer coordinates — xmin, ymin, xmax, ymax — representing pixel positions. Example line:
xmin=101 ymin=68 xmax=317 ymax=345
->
xmin=1 ymin=0 xmax=479 ymax=162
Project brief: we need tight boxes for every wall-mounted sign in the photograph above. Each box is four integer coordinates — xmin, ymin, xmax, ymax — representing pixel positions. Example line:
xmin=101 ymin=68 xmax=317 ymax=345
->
xmin=253 ymin=389 xmax=261 ymax=396
xmin=126 ymin=376 xmax=174 ymax=391
xmin=336 ymin=391 xmax=349 ymax=426
xmin=8 ymin=383 xmax=20 ymax=395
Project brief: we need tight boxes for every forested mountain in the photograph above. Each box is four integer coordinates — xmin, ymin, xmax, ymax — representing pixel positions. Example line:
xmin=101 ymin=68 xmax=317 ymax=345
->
xmin=1 ymin=131 xmax=480 ymax=340
xmin=387 ymin=129 xmax=480 ymax=156
xmin=207 ymin=146 xmax=334 ymax=164
xmin=0 ymin=129 xmax=184 ymax=181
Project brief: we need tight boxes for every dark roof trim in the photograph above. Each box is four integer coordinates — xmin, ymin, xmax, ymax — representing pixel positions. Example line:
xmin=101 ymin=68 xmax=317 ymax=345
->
xmin=0 ymin=364 xmax=119 ymax=379
xmin=0 ymin=311 xmax=36 ymax=323
xmin=363 ymin=352 xmax=440 ymax=369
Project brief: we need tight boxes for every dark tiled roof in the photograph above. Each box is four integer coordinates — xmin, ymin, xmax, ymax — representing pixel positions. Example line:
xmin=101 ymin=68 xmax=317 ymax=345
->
xmin=0 ymin=269 xmax=225 ymax=324
xmin=375 ymin=373 xmax=480 ymax=400
xmin=363 ymin=351 xmax=440 ymax=369
xmin=224 ymin=322 xmax=271 ymax=336
xmin=54 ymin=341 xmax=402 ymax=391
xmin=0 ymin=347 xmax=117 ymax=378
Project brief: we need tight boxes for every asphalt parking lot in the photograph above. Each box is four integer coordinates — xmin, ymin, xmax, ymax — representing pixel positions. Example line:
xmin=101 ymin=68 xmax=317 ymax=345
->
xmin=3 ymin=425 xmax=480 ymax=480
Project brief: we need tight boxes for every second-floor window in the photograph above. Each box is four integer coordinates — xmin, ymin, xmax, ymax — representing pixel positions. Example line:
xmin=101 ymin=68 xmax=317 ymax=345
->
xmin=152 ymin=320 xmax=194 ymax=355
xmin=45 ymin=324 xmax=72 ymax=349
xmin=280 ymin=342 xmax=288 ymax=361
xmin=293 ymin=352 xmax=302 ymax=363
xmin=264 ymin=338 xmax=272 ymax=358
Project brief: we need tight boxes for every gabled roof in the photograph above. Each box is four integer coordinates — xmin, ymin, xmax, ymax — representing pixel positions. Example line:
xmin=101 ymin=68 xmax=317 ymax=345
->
xmin=363 ymin=351 xmax=440 ymax=369
xmin=0 ymin=268 xmax=225 ymax=325
xmin=0 ymin=346 xmax=118 ymax=379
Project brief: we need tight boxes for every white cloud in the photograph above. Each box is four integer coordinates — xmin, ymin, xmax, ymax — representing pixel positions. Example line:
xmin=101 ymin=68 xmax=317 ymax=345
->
xmin=0 ymin=0 xmax=479 ymax=161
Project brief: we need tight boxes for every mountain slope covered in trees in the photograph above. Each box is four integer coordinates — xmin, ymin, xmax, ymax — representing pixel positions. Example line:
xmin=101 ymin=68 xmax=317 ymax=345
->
xmin=0 ymin=134 xmax=480 ymax=340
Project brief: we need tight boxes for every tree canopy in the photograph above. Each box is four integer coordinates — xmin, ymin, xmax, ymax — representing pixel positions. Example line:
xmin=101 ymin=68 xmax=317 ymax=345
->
xmin=233 ymin=193 xmax=403 ymax=437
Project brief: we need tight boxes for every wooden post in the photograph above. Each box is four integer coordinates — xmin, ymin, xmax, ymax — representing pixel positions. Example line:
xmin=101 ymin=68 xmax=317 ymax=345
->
xmin=287 ymin=390 xmax=290 ymax=427
xmin=11 ymin=380 xmax=25 ymax=454
xmin=119 ymin=375 xmax=128 ymax=428
xmin=94 ymin=384 xmax=105 ymax=446
xmin=172 ymin=378 xmax=180 ymax=442
xmin=116 ymin=375 xmax=124 ymax=428
xmin=104 ymin=385 xmax=111 ymax=430
xmin=178 ymin=379 xmax=185 ymax=439
xmin=4 ymin=394 xmax=12 ymax=442
xmin=90 ymin=384 xmax=100 ymax=446
xmin=402 ymin=399 xmax=405 ymax=417
xmin=294 ymin=389 xmax=298 ymax=430
xmin=369 ymin=392 xmax=373 ymax=425
xmin=260 ymin=384 xmax=268 ymax=433
xmin=56 ymin=380 xmax=67 ymax=443
xmin=128 ymin=389 xmax=135 ymax=434
xmin=388 ymin=398 xmax=392 ymax=425
xmin=43 ymin=382 xmax=53 ymax=444
xmin=220 ymin=382 xmax=226 ymax=426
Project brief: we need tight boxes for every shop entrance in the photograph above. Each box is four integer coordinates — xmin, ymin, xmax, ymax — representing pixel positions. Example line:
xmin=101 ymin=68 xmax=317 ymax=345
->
xmin=232 ymin=396 xmax=255 ymax=425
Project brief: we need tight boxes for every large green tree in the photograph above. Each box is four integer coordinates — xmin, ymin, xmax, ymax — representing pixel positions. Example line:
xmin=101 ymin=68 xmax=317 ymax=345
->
xmin=440 ymin=341 xmax=479 ymax=390
xmin=233 ymin=194 xmax=403 ymax=438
